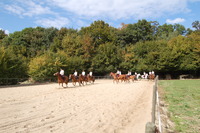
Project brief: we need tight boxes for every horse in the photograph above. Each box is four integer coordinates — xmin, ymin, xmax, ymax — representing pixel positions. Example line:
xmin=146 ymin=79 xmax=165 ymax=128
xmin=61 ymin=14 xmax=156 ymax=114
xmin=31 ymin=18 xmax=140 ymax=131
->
xmin=79 ymin=74 xmax=88 ymax=85
xmin=148 ymin=74 xmax=155 ymax=81
xmin=87 ymin=74 xmax=95 ymax=84
xmin=53 ymin=72 xmax=69 ymax=88
xmin=127 ymin=75 xmax=136 ymax=82
xmin=110 ymin=72 xmax=119 ymax=83
xmin=69 ymin=74 xmax=83 ymax=86
xmin=118 ymin=74 xmax=128 ymax=82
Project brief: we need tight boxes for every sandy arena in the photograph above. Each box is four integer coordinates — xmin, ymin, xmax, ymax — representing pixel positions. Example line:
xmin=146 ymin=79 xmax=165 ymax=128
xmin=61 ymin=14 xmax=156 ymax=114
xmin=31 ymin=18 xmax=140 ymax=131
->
xmin=0 ymin=79 xmax=154 ymax=133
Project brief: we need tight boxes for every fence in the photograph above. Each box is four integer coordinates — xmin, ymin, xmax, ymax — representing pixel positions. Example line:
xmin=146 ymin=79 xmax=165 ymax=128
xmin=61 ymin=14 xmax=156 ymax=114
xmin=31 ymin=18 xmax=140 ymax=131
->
xmin=0 ymin=77 xmax=56 ymax=86
xmin=145 ymin=75 xmax=162 ymax=133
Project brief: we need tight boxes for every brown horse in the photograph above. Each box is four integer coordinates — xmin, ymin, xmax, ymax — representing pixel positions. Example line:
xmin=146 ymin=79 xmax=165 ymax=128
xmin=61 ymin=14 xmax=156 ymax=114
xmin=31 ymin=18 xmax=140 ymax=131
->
xmin=110 ymin=72 xmax=119 ymax=83
xmin=79 ymin=74 xmax=88 ymax=85
xmin=148 ymin=74 xmax=155 ymax=81
xmin=87 ymin=74 xmax=95 ymax=84
xmin=127 ymin=75 xmax=136 ymax=82
xmin=118 ymin=74 xmax=128 ymax=82
xmin=69 ymin=74 xmax=83 ymax=86
xmin=54 ymin=72 xmax=69 ymax=88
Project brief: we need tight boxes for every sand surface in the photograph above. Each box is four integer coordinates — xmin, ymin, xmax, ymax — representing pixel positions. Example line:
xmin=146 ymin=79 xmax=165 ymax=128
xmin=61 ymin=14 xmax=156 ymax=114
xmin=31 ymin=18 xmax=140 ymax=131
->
xmin=0 ymin=80 xmax=154 ymax=133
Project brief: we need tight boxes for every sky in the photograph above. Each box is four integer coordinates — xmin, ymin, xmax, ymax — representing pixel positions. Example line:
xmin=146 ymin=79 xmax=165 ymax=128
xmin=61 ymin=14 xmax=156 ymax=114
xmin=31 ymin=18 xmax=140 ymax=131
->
xmin=0 ymin=0 xmax=200 ymax=34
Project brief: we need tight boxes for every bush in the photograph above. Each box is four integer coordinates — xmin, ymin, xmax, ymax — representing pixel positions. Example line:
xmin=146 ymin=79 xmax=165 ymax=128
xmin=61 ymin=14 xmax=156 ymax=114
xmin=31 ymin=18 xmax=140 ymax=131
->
xmin=28 ymin=53 xmax=56 ymax=81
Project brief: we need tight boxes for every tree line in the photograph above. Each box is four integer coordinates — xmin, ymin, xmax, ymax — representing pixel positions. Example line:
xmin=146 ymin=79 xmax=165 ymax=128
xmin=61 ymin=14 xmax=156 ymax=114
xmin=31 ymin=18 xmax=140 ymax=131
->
xmin=0 ymin=19 xmax=199 ymax=84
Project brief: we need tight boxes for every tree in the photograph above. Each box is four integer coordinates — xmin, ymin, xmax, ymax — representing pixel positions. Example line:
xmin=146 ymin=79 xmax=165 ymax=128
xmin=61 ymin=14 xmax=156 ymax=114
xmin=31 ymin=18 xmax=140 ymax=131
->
xmin=165 ymin=34 xmax=200 ymax=74
xmin=91 ymin=42 xmax=122 ymax=75
xmin=192 ymin=21 xmax=200 ymax=31
xmin=174 ymin=24 xmax=186 ymax=35
xmin=50 ymin=28 xmax=77 ymax=52
xmin=156 ymin=23 xmax=174 ymax=40
xmin=116 ymin=19 xmax=154 ymax=46
xmin=1 ymin=27 xmax=58 ymax=58
xmin=0 ymin=30 xmax=7 ymax=42
xmin=28 ymin=52 xmax=57 ymax=81
xmin=0 ymin=46 xmax=28 ymax=84
xmin=80 ymin=20 xmax=116 ymax=47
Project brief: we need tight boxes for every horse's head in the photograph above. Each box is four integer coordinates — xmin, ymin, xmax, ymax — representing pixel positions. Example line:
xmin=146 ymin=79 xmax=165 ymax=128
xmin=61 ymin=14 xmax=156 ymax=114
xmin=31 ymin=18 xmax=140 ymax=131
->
xmin=54 ymin=72 xmax=59 ymax=76
xmin=110 ymin=72 xmax=112 ymax=76
xmin=110 ymin=72 xmax=115 ymax=76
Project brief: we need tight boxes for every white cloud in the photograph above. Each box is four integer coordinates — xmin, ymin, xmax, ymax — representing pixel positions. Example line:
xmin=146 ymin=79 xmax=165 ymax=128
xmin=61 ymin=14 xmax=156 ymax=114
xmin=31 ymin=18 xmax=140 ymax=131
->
xmin=166 ymin=18 xmax=185 ymax=24
xmin=4 ymin=5 xmax=25 ymax=16
xmin=4 ymin=0 xmax=54 ymax=17
xmin=22 ymin=0 xmax=54 ymax=17
xmin=35 ymin=17 xmax=69 ymax=28
xmin=47 ymin=0 xmax=190 ymax=19
xmin=2 ymin=0 xmax=194 ymax=20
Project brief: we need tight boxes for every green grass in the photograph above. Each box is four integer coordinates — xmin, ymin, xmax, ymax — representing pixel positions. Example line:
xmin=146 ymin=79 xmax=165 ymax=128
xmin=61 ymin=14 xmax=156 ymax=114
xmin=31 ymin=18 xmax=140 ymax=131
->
xmin=159 ymin=80 xmax=200 ymax=133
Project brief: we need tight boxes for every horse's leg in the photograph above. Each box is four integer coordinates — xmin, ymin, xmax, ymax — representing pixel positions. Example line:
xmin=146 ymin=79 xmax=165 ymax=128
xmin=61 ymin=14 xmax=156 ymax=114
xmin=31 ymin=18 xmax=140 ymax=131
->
xmin=65 ymin=81 xmax=68 ymax=87
xmin=79 ymin=81 xmax=81 ymax=86
xmin=62 ymin=83 xmax=64 ymax=88
xmin=72 ymin=80 xmax=76 ymax=86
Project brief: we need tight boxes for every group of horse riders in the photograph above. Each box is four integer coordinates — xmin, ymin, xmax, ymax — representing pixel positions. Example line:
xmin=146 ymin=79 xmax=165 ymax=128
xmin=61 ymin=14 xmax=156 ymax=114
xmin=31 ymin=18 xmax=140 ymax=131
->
xmin=53 ymin=68 xmax=94 ymax=87
xmin=73 ymin=70 xmax=93 ymax=79
xmin=59 ymin=68 xmax=93 ymax=80
xmin=115 ymin=70 xmax=155 ymax=80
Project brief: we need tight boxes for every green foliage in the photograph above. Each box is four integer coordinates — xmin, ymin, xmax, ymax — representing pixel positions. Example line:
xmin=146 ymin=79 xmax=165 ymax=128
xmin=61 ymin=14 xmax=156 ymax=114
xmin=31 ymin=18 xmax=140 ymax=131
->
xmin=55 ymin=50 xmax=85 ymax=74
xmin=0 ymin=46 xmax=28 ymax=84
xmin=192 ymin=20 xmax=200 ymax=31
xmin=164 ymin=32 xmax=200 ymax=74
xmin=92 ymin=42 xmax=122 ymax=74
xmin=1 ymin=27 xmax=58 ymax=58
xmin=0 ymin=30 xmax=7 ymax=41
xmin=80 ymin=20 xmax=116 ymax=47
xmin=156 ymin=24 xmax=175 ymax=40
xmin=28 ymin=52 xmax=57 ymax=81
xmin=116 ymin=19 xmax=154 ymax=46
xmin=121 ymin=40 xmax=168 ymax=73
xmin=50 ymin=28 xmax=77 ymax=52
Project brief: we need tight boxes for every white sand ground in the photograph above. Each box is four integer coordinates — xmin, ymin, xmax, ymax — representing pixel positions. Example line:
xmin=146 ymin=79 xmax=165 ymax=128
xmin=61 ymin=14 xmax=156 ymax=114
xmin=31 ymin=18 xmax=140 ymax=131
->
xmin=0 ymin=79 xmax=154 ymax=133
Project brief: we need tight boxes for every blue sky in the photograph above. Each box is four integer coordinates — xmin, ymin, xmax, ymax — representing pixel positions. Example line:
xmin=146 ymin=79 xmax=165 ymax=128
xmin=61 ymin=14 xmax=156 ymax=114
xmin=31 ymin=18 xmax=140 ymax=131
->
xmin=0 ymin=0 xmax=200 ymax=34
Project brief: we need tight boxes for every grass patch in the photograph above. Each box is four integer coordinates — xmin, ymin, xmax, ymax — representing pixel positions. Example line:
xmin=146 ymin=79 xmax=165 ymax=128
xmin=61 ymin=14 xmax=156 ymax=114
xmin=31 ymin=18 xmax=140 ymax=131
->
xmin=159 ymin=80 xmax=200 ymax=133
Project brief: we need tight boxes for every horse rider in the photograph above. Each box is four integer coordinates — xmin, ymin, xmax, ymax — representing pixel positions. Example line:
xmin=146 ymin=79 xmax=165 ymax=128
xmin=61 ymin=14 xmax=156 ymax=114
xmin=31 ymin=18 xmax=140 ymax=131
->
xmin=82 ymin=70 xmax=86 ymax=80
xmin=137 ymin=73 xmax=141 ymax=80
xmin=116 ymin=70 xmax=121 ymax=77
xmin=60 ymin=68 xmax=65 ymax=80
xmin=149 ymin=71 xmax=152 ymax=75
xmin=152 ymin=70 xmax=155 ymax=75
xmin=89 ymin=71 xmax=93 ymax=77
xmin=74 ymin=70 xmax=78 ymax=79
xmin=127 ymin=71 xmax=131 ymax=78
xmin=145 ymin=73 xmax=148 ymax=79
xmin=82 ymin=70 xmax=86 ymax=76
xmin=135 ymin=72 xmax=137 ymax=75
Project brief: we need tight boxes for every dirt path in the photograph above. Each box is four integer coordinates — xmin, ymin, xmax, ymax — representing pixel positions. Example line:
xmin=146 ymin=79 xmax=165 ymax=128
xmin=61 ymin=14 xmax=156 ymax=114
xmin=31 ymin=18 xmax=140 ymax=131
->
xmin=0 ymin=80 xmax=154 ymax=133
